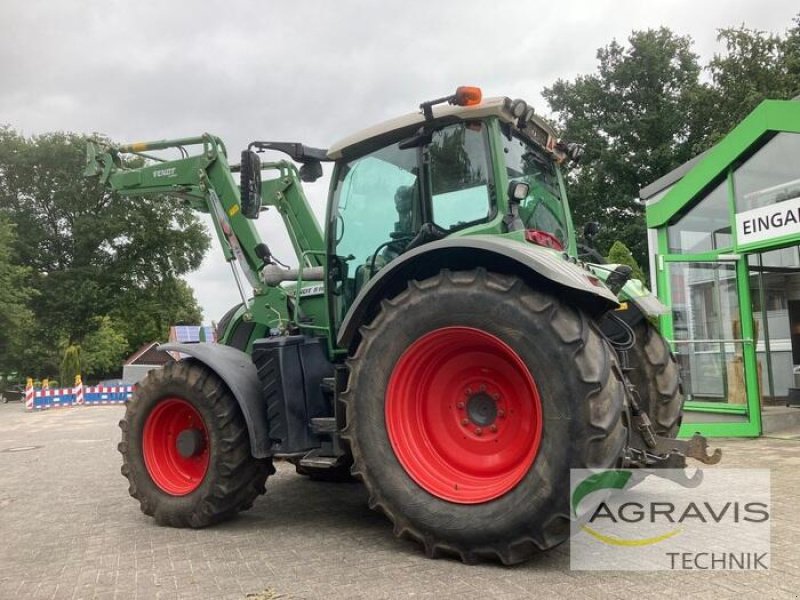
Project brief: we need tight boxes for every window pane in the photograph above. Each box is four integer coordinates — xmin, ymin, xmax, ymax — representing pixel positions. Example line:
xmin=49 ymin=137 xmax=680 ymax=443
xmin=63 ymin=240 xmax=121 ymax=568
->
xmin=502 ymin=132 xmax=568 ymax=244
xmin=669 ymin=262 xmax=744 ymax=404
xmin=735 ymin=132 xmax=800 ymax=213
xmin=334 ymin=143 xmax=418 ymax=266
xmin=429 ymin=124 xmax=491 ymax=229
xmin=667 ymin=177 xmax=731 ymax=253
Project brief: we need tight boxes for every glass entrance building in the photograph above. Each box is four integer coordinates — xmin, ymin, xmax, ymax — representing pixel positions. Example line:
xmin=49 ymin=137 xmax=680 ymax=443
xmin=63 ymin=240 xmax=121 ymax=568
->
xmin=643 ymin=100 xmax=800 ymax=437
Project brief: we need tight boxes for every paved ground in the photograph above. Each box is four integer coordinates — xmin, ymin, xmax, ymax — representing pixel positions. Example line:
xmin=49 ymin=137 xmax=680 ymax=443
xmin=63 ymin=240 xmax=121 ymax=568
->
xmin=1 ymin=402 xmax=799 ymax=600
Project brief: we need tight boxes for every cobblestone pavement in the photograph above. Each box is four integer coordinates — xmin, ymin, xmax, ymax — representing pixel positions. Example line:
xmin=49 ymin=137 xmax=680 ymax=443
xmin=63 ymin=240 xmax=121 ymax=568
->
xmin=1 ymin=402 xmax=798 ymax=600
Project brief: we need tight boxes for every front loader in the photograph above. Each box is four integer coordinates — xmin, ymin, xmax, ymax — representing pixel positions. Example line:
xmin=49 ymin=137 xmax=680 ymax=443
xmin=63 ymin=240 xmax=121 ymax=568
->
xmin=86 ymin=87 xmax=720 ymax=564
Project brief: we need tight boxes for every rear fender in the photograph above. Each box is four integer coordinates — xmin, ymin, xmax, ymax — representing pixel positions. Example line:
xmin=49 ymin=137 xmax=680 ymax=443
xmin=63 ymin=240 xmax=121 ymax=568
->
xmin=337 ymin=235 xmax=620 ymax=351
xmin=159 ymin=343 xmax=270 ymax=458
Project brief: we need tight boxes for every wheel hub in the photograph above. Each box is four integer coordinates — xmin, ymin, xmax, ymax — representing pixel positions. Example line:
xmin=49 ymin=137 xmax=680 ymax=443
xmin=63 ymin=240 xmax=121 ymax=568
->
xmin=466 ymin=391 xmax=497 ymax=427
xmin=176 ymin=428 xmax=206 ymax=458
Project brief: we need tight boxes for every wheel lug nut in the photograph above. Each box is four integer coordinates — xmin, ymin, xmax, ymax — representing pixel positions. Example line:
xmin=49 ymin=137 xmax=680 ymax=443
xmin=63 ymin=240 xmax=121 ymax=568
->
xmin=490 ymin=424 xmax=497 ymax=432
xmin=498 ymin=409 xmax=505 ymax=418
xmin=479 ymin=384 xmax=486 ymax=392
xmin=492 ymin=393 xmax=500 ymax=401
xmin=465 ymin=388 xmax=472 ymax=396
xmin=474 ymin=427 xmax=483 ymax=436
xmin=456 ymin=402 xmax=465 ymax=409
xmin=461 ymin=418 xmax=469 ymax=426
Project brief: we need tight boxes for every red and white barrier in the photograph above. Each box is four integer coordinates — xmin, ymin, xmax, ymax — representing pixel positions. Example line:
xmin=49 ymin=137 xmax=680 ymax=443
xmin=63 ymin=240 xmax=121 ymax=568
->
xmin=73 ymin=376 xmax=84 ymax=405
xmin=24 ymin=379 xmax=34 ymax=410
xmin=24 ymin=377 xmax=132 ymax=410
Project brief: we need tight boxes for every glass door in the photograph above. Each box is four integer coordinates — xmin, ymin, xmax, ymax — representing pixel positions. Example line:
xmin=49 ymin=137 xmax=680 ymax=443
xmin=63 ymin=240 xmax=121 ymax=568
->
xmin=663 ymin=259 xmax=762 ymax=436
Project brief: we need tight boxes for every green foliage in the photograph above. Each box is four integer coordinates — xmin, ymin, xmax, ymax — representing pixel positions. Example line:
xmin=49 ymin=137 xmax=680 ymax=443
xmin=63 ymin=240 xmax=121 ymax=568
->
xmin=606 ymin=241 xmax=647 ymax=284
xmin=0 ymin=215 xmax=34 ymax=371
xmin=111 ymin=278 xmax=203 ymax=351
xmin=543 ymin=28 xmax=704 ymax=269
xmin=60 ymin=345 xmax=82 ymax=386
xmin=698 ymin=20 xmax=800 ymax=148
xmin=543 ymin=15 xmax=800 ymax=275
xmin=0 ymin=127 xmax=209 ymax=375
xmin=82 ymin=316 xmax=128 ymax=378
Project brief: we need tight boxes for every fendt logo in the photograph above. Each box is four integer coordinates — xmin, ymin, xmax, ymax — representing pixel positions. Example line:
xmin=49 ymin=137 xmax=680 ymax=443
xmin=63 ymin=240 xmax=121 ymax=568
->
xmin=569 ymin=469 xmax=771 ymax=571
xmin=152 ymin=167 xmax=177 ymax=178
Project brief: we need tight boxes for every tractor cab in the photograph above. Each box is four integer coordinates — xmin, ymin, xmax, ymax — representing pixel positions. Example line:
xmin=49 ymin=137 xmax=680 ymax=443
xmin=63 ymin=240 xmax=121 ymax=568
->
xmin=325 ymin=88 xmax=580 ymax=326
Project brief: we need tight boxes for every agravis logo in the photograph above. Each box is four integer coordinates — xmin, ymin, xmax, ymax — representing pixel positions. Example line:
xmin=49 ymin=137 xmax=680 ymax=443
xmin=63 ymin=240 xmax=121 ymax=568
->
xmin=570 ymin=469 xmax=771 ymax=571
xmin=571 ymin=470 xmax=681 ymax=547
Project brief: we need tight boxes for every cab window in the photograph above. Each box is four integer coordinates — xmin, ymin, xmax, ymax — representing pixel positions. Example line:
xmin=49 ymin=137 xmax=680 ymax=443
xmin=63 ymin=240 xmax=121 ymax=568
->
xmin=502 ymin=132 xmax=568 ymax=244
xmin=429 ymin=123 xmax=492 ymax=230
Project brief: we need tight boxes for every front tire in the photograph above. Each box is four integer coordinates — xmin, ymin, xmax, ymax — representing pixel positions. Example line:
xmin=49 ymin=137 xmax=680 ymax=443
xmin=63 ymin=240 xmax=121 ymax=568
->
xmin=342 ymin=269 xmax=627 ymax=564
xmin=625 ymin=319 xmax=683 ymax=437
xmin=119 ymin=360 xmax=274 ymax=528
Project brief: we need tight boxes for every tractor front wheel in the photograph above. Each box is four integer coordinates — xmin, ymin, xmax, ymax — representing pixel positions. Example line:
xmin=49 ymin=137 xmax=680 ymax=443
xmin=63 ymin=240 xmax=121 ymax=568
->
xmin=625 ymin=318 xmax=684 ymax=437
xmin=119 ymin=360 xmax=274 ymax=528
xmin=343 ymin=269 xmax=627 ymax=564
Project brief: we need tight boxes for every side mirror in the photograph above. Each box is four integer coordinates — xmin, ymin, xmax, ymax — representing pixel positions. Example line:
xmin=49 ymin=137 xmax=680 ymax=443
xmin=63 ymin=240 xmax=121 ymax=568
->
xmin=583 ymin=221 xmax=601 ymax=240
xmin=508 ymin=181 xmax=530 ymax=203
xmin=240 ymin=150 xmax=262 ymax=219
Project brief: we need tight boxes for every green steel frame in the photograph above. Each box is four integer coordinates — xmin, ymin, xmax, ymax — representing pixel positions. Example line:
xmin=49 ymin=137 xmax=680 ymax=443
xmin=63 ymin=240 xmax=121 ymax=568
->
xmin=647 ymin=100 xmax=800 ymax=438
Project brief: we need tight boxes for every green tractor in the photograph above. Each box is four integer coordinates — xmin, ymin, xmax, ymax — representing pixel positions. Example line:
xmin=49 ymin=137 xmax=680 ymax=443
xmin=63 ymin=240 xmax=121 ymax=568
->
xmin=86 ymin=87 xmax=719 ymax=564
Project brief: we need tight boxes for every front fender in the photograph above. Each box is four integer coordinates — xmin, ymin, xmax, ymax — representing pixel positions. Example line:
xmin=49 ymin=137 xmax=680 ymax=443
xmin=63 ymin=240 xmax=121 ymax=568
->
xmin=585 ymin=263 xmax=669 ymax=317
xmin=337 ymin=235 xmax=620 ymax=350
xmin=160 ymin=342 xmax=270 ymax=458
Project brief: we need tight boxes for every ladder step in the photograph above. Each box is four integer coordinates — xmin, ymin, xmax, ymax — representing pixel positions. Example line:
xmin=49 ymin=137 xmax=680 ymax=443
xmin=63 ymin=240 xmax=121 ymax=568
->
xmin=310 ymin=417 xmax=337 ymax=434
xmin=321 ymin=377 xmax=335 ymax=394
xmin=299 ymin=454 xmax=340 ymax=469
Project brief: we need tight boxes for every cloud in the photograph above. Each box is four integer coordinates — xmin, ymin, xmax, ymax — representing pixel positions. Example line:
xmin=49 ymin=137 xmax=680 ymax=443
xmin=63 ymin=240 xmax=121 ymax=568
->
xmin=2 ymin=0 xmax=797 ymax=321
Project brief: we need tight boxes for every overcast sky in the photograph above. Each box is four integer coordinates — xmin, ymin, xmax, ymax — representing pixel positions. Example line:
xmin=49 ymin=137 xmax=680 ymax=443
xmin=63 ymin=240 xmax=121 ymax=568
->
xmin=1 ymin=0 xmax=797 ymax=323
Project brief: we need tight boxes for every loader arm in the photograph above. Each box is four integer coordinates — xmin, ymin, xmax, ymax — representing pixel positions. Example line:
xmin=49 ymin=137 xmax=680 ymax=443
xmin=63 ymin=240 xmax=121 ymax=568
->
xmin=84 ymin=133 xmax=325 ymax=294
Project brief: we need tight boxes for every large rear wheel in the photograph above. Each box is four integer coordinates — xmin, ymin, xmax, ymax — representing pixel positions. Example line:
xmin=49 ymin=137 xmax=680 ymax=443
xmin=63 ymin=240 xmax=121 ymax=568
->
xmin=119 ymin=360 xmax=274 ymax=527
xmin=342 ymin=269 xmax=627 ymax=564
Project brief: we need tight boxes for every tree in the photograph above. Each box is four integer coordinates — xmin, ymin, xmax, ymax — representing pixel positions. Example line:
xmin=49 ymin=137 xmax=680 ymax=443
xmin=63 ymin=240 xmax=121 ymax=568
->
xmin=0 ymin=214 xmax=34 ymax=373
xmin=60 ymin=344 xmax=81 ymax=386
xmin=694 ymin=19 xmax=800 ymax=150
xmin=606 ymin=240 xmax=646 ymax=284
xmin=543 ymin=28 xmax=705 ymax=269
xmin=543 ymin=16 xmax=800 ymax=274
xmin=82 ymin=316 xmax=129 ymax=378
xmin=0 ymin=128 xmax=209 ymax=373
xmin=111 ymin=278 xmax=203 ymax=351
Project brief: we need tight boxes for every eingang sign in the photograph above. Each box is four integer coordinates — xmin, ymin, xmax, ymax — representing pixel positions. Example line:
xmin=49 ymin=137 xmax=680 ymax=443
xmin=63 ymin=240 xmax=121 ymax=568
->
xmin=736 ymin=196 xmax=800 ymax=246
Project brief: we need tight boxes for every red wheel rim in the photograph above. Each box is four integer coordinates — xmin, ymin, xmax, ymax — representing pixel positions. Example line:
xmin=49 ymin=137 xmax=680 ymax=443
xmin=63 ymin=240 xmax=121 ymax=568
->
xmin=386 ymin=326 xmax=542 ymax=504
xmin=142 ymin=397 xmax=210 ymax=496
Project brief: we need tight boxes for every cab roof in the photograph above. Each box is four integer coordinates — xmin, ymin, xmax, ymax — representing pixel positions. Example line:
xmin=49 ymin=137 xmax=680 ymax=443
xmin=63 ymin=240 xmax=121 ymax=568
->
xmin=327 ymin=96 xmax=560 ymax=160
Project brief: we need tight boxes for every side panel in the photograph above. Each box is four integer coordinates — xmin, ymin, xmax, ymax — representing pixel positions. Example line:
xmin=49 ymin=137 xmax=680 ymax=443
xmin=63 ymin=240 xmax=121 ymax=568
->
xmin=336 ymin=235 xmax=620 ymax=350
xmin=159 ymin=343 xmax=271 ymax=458
xmin=251 ymin=336 xmax=334 ymax=455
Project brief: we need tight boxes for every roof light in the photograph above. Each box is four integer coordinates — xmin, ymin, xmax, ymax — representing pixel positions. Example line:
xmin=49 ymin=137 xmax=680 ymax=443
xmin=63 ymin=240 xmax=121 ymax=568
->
xmin=510 ymin=99 xmax=528 ymax=118
xmin=454 ymin=86 xmax=482 ymax=106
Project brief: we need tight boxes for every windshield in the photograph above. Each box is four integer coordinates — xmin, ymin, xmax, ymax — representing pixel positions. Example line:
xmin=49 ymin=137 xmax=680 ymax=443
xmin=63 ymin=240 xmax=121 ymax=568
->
xmin=501 ymin=130 xmax=568 ymax=245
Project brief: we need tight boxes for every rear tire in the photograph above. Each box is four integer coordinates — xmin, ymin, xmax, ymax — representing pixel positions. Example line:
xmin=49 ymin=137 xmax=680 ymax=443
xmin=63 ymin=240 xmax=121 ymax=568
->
xmin=342 ymin=269 xmax=627 ymax=564
xmin=119 ymin=360 xmax=274 ymax=528
xmin=626 ymin=319 xmax=683 ymax=437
